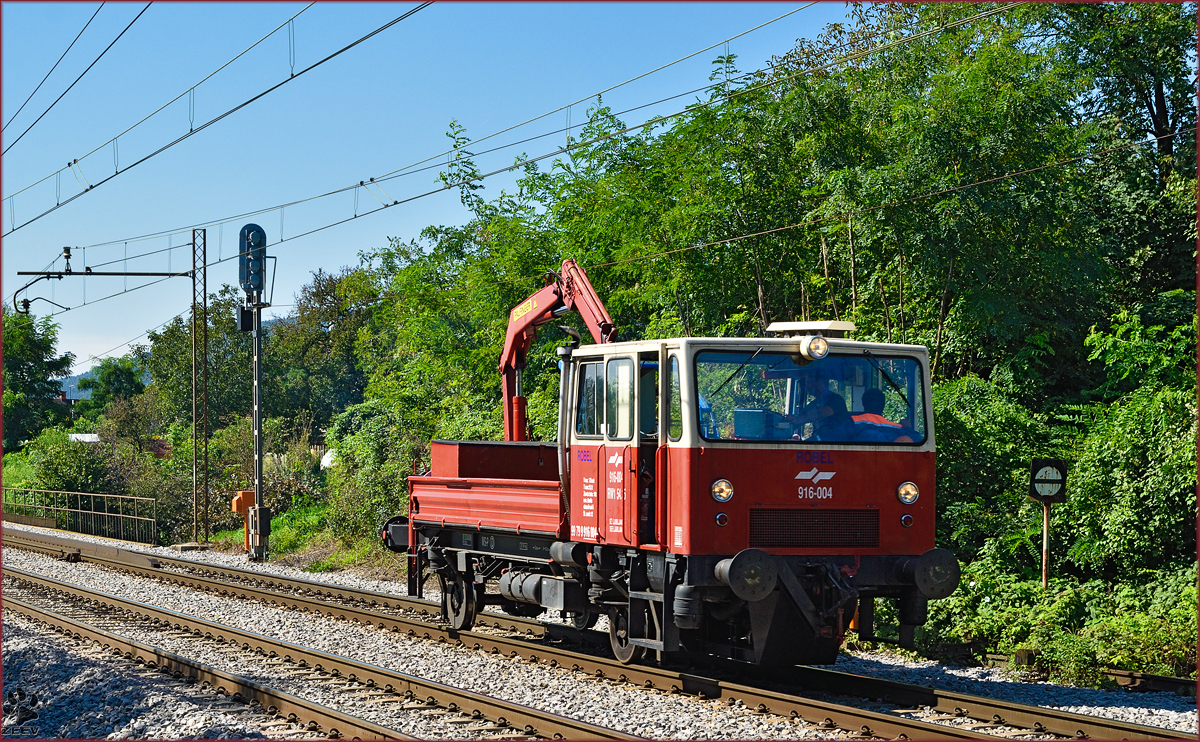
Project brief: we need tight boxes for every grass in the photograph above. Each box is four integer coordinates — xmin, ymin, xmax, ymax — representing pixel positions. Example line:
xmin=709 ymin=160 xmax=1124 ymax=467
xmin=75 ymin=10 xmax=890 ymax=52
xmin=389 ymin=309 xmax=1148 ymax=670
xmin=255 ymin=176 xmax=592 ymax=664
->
xmin=209 ymin=502 xmax=407 ymax=581
xmin=209 ymin=503 xmax=327 ymax=556
xmin=2 ymin=454 xmax=35 ymax=489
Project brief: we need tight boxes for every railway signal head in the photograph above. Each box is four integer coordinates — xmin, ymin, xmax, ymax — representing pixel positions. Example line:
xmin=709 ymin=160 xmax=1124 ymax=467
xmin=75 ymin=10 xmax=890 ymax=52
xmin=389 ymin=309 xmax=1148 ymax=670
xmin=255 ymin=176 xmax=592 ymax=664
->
xmin=238 ymin=224 xmax=267 ymax=296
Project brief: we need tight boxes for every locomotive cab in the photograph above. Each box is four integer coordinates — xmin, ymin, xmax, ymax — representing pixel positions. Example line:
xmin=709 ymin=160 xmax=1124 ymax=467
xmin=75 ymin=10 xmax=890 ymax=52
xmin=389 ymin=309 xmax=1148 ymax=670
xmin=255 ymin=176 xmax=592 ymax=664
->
xmin=404 ymin=304 xmax=959 ymax=667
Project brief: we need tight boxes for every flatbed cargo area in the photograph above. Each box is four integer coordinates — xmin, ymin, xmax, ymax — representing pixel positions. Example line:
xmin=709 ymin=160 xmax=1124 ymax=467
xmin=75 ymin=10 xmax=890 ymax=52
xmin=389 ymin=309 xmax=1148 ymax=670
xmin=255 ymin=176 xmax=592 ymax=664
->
xmin=409 ymin=440 xmax=565 ymax=537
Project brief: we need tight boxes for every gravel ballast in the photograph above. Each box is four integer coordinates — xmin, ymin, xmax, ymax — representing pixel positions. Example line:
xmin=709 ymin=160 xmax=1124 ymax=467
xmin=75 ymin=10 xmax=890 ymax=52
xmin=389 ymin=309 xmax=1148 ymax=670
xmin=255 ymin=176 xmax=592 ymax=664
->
xmin=1 ymin=612 xmax=287 ymax=740
xmin=4 ymin=523 xmax=1196 ymax=736
xmin=831 ymin=651 xmax=1197 ymax=734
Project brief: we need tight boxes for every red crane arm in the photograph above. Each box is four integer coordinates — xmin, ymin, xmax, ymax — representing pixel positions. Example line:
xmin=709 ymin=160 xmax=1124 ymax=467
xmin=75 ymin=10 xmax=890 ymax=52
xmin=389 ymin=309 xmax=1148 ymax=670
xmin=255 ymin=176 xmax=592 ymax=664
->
xmin=499 ymin=259 xmax=615 ymax=441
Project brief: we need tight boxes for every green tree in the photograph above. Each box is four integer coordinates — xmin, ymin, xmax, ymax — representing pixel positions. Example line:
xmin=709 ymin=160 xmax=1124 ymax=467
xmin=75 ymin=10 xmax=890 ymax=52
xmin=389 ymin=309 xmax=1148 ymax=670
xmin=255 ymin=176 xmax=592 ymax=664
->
xmin=329 ymin=4 xmax=1195 ymax=594
xmin=141 ymin=286 xmax=252 ymax=427
xmin=265 ymin=268 xmax=369 ymax=432
xmin=74 ymin=356 xmax=145 ymax=420
xmin=2 ymin=308 xmax=74 ymax=451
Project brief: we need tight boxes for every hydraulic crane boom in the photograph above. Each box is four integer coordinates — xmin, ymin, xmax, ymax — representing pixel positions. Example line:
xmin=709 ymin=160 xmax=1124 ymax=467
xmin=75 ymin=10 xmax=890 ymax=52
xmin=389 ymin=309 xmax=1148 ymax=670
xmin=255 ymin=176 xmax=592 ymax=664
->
xmin=499 ymin=259 xmax=615 ymax=441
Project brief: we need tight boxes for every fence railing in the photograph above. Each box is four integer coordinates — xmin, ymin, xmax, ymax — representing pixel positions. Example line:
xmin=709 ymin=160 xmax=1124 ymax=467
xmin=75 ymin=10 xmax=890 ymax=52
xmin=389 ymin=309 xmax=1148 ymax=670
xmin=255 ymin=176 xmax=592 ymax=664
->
xmin=1 ymin=487 xmax=157 ymax=544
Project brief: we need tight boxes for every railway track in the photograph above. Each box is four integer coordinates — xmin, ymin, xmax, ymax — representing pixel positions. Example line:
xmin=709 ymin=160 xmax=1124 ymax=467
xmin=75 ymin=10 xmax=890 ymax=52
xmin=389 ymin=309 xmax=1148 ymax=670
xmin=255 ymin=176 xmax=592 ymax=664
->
xmin=3 ymin=527 xmax=1189 ymax=740
xmin=4 ymin=593 xmax=414 ymax=740
xmin=981 ymin=655 xmax=1195 ymax=698
xmin=2 ymin=565 xmax=637 ymax=741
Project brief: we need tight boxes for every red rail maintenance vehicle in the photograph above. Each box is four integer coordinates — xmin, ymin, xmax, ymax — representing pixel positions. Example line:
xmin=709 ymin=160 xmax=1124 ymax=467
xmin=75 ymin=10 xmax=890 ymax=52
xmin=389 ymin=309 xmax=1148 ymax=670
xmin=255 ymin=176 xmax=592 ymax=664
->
xmin=384 ymin=259 xmax=959 ymax=666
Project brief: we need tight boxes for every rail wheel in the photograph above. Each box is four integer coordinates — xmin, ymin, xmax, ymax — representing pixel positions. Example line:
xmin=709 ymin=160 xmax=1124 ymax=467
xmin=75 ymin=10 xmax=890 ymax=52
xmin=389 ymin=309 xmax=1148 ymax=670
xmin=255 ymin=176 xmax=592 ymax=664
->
xmin=567 ymin=607 xmax=599 ymax=631
xmin=608 ymin=605 xmax=645 ymax=664
xmin=439 ymin=573 xmax=477 ymax=631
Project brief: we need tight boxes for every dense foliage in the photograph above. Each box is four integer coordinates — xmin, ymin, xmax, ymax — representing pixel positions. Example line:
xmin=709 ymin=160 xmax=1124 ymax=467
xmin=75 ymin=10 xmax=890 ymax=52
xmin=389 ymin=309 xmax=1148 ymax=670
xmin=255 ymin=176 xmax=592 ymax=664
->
xmin=73 ymin=357 xmax=145 ymax=421
xmin=2 ymin=307 xmax=74 ymax=451
xmin=3 ymin=3 xmax=1193 ymax=682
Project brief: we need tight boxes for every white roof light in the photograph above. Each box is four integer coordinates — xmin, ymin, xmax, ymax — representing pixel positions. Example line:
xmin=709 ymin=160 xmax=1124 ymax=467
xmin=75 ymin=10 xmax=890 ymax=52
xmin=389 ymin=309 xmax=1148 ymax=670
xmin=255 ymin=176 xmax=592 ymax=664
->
xmin=766 ymin=320 xmax=856 ymax=338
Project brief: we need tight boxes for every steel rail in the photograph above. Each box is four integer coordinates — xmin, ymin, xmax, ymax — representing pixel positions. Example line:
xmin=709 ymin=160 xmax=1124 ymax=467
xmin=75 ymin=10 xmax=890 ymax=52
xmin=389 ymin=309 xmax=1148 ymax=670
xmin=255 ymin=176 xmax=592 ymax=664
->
xmin=1101 ymin=669 xmax=1195 ymax=699
xmin=2 ymin=566 xmax=637 ymax=741
xmin=5 ymin=528 xmax=1187 ymax=740
xmin=773 ymin=665 xmax=1188 ymax=741
xmin=3 ymin=595 xmax=415 ymax=740
xmin=1 ymin=543 xmax=996 ymax=741
xmin=3 ymin=527 xmax=160 ymax=567
xmin=1 ymin=526 xmax=544 ymax=633
xmin=983 ymin=654 xmax=1195 ymax=699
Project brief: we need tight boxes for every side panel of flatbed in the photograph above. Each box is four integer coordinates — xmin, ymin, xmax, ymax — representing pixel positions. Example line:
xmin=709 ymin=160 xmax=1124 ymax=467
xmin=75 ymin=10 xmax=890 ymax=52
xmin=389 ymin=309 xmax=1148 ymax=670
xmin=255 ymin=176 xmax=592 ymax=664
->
xmin=409 ymin=475 xmax=565 ymax=537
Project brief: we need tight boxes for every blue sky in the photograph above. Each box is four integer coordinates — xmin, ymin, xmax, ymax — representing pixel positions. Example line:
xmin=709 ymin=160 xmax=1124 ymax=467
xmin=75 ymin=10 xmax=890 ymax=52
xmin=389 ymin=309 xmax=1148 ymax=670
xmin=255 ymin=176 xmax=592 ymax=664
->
xmin=2 ymin=1 xmax=851 ymax=373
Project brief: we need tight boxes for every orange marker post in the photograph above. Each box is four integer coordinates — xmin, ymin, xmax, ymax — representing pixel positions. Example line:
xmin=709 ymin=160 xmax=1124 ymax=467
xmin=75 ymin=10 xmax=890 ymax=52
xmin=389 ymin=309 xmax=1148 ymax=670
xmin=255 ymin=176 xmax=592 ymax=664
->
xmin=231 ymin=491 xmax=254 ymax=553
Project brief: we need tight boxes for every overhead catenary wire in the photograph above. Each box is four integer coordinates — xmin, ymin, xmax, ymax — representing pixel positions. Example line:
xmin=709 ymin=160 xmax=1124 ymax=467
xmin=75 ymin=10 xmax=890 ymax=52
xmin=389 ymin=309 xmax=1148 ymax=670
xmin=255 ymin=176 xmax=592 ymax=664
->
xmin=3 ymin=3 xmax=151 ymax=156
xmin=2 ymin=2 xmax=105 ymax=133
xmin=2 ymin=2 xmax=431 ymax=236
xmin=16 ymin=1 xmax=1036 ymax=326
xmin=369 ymin=126 xmax=1200 ymax=288
xmin=68 ymin=302 xmax=298 ymax=372
xmin=361 ymin=2 xmax=1022 ymax=191
xmin=25 ymin=2 xmax=1039 ymax=315
xmin=21 ymin=2 xmax=818 ymax=253
xmin=4 ymin=3 xmax=315 ymax=205
xmin=17 ymin=0 xmax=1021 ymax=311
xmin=37 ymin=5 xmax=823 ymax=364
xmin=362 ymin=2 xmax=822 ymax=186
xmin=65 ymin=310 xmax=183 ymax=372
xmin=57 ymin=1 xmax=1016 ymax=273
xmin=44 ymin=126 xmax=1191 ymax=320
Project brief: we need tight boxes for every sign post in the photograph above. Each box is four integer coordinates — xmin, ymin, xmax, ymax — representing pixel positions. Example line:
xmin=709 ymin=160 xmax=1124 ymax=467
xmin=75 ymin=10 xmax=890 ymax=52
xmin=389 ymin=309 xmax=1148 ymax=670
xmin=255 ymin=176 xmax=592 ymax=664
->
xmin=1027 ymin=458 xmax=1068 ymax=589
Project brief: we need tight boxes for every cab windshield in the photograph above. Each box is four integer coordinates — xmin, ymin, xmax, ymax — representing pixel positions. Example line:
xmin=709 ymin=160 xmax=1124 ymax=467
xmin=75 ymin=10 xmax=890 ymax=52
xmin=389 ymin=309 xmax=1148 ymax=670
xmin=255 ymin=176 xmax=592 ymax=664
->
xmin=694 ymin=349 xmax=927 ymax=445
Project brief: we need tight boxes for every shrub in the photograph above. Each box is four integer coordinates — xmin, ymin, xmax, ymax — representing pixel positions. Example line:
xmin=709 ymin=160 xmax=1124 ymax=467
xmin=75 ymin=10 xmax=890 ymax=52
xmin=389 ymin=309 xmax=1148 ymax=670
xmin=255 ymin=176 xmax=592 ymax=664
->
xmin=1032 ymin=627 xmax=1105 ymax=687
xmin=931 ymin=376 xmax=1055 ymax=565
xmin=326 ymin=400 xmax=422 ymax=539
xmin=22 ymin=427 xmax=115 ymax=493
xmin=265 ymin=503 xmax=327 ymax=555
xmin=922 ymin=559 xmax=1197 ymax=685
xmin=1058 ymin=384 xmax=1197 ymax=579
xmin=1084 ymin=612 xmax=1195 ymax=678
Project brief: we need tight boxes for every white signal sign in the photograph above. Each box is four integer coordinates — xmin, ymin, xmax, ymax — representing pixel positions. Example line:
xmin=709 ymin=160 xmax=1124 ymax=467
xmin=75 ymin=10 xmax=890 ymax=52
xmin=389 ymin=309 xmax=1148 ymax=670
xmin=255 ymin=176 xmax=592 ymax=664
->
xmin=1028 ymin=458 xmax=1068 ymax=503
xmin=1033 ymin=466 xmax=1064 ymax=498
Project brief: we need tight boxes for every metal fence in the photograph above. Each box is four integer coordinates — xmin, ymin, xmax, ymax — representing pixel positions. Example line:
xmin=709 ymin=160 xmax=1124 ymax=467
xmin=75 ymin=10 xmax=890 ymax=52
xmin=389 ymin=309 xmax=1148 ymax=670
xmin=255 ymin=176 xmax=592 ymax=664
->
xmin=2 ymin=488 xmax=157 ymax=544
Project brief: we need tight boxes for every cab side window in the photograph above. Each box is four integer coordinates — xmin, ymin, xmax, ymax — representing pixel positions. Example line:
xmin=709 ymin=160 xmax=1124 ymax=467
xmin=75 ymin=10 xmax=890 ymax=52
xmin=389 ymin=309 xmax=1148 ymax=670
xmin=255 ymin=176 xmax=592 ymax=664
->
xmin=575 ymin=362 xmax=604 ymax=437
xmin=639 ymin=355 xmax=658 ymax=438
xmin=668 ymin=355 xmax=682 ymax=441
xmin=605 ymin=357 xmax=634 ymax=441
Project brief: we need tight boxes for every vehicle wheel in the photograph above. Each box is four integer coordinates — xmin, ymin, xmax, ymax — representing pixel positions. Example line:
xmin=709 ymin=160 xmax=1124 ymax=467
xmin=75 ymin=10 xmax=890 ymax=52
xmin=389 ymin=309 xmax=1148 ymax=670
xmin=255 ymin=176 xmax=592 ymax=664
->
xmin=567 ymin=607 xmax=598 ymax=631
xmin=440 ymin=573 xmax=476 ymax=631
xmin=609 ymin=606 xmax=646 ymax=664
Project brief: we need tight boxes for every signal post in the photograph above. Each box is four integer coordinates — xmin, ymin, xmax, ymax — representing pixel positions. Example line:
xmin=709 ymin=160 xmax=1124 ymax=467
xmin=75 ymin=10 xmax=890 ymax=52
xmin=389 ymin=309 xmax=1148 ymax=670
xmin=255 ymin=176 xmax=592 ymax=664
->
xmin=238 ymin=224 xmax=271 ymax=561
xmin=1027 ymin=458 xmax=1068 ymax=589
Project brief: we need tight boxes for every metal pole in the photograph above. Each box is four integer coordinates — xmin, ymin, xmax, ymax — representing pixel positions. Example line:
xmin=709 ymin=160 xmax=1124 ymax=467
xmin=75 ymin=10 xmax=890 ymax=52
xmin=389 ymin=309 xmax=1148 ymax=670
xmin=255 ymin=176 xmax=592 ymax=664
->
xmin=192 ymin=238 xmax=199 ymax=543
xmin=195 ymin=229 xmax=209 ymax=541
xmin=250 ymin=301 xmax=266 ymax=560
xmin=1042 ymin=501 xmax=1050 ymax=590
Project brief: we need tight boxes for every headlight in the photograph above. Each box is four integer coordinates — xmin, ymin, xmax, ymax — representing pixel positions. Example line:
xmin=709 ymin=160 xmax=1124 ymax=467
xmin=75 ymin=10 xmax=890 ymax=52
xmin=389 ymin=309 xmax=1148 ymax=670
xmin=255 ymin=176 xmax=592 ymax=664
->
xmin=711 ymin=478 xmax=734 ymax=502
xmin=800 ymin=335 xmax=829 ymax=360
xmin=897 ymin=481 xmax=919 ymax=505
